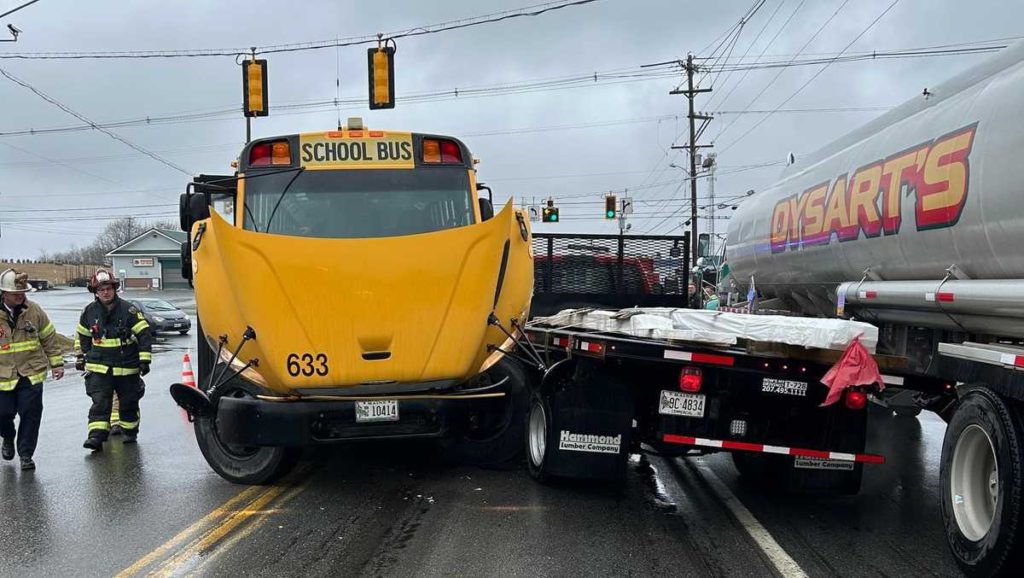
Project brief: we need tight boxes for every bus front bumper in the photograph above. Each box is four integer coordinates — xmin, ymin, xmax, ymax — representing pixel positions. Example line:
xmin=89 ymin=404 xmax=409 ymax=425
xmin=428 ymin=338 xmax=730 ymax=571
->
xmin=215 ymin=396 xmax=457 ymax=446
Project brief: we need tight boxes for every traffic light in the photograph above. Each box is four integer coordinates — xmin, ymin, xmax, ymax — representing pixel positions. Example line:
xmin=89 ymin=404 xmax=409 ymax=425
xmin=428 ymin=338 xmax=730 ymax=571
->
xmin=542 ymin=207 xmax=560 ymax=223
xmin=243 ymin=59 xmax=269 ymax=117
xmin=368 ymin=46 xmax=396 ymax=110
xmin=605 ymin=195 xmax=617 ymax=219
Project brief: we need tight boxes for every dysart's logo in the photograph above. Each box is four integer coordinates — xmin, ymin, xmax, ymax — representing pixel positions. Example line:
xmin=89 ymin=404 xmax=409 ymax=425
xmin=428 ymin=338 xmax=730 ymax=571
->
xmin=770 ymin=124 xmax=977 ymax=253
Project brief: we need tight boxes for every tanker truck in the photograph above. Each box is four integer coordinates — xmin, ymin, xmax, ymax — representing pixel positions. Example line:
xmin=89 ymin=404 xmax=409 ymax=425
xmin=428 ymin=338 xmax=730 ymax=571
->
xmin=725 ymin=41 xmax=1024 ymax=577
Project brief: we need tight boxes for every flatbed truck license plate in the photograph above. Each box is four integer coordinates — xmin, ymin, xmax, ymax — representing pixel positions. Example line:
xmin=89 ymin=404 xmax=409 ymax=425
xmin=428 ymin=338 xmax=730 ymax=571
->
xmin=659 ymin=390 xmax=705 ymax=418
xmin=355 ymin=400 xmax=399 ymax=423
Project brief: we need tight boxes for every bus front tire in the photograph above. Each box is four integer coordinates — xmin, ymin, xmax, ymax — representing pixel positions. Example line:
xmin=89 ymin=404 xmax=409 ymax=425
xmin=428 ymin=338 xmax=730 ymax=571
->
xmin=194 ymin=385 xmax=299 ymax=485
xmin=441 ymin=357 xmax=530 ymax=469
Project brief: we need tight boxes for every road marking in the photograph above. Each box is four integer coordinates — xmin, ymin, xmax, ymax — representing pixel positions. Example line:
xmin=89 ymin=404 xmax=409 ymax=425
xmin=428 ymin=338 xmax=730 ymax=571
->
xmin=182 ymin=483 xmax=310 ymax=575
xmin=117 ymin=466 xmax=311 ymax=578
xmin=692 ymin=462 xmax=808 ymax=578
xmin=148 ymin=484 xmax=291 ymax=577
xmin=114 ymin=485 xmax=265 ymax=578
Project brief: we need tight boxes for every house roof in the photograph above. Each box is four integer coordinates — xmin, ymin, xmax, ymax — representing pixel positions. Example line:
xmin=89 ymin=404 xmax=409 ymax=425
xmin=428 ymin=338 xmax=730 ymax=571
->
xmin=106 ymin=228 xmax=185 ymax=257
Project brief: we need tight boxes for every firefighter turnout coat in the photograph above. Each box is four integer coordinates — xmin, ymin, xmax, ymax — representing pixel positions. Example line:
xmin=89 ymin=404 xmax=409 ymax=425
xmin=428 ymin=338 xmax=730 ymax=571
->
xmin=77 ymin=298 xmax=153 ymax=375
xmin=1 ymin=300 xmax=65 ymax=390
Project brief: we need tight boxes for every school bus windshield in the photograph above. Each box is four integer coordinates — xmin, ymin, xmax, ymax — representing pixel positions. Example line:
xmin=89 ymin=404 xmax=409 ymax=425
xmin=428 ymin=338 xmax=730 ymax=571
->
xmin=242 ymin=168 xmax=475 ymax=239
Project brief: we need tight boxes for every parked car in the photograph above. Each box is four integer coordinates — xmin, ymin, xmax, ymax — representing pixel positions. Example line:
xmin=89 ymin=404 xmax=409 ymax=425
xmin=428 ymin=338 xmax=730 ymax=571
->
xmin=128 ymin=298 xmax=191 ymax=335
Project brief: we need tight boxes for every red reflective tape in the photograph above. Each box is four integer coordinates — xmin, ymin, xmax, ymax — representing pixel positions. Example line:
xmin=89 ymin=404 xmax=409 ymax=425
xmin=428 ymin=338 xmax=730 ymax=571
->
xmin=721 ymin=440 xmax=764 ymax=453
xmin=865 ymin=291 xmax=878 ymax=299
xmin=1016 ymin=356 xmax=1024 ymax=368
xmin=790 ymin=448 xmax=830 ymax=459
xmin=691 ymin=352 xmax=735 ymax=366
xmin=553 ymin=337 xmax=569 ymax=348
xmin=663 ymin=434 xmax=696 ymax=445
xmin=855 ymin=454 xmax=886 ymax=464
xmin=936 ymin=292 xmax=955 ymax=302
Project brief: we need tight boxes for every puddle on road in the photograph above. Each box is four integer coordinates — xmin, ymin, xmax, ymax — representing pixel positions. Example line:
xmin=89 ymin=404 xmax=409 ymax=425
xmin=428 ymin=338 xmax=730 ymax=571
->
xmin=634 ymin=454 xmax=678 ymax=513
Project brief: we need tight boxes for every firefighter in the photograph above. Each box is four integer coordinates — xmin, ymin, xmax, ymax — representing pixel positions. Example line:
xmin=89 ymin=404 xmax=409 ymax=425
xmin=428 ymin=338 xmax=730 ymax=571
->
xmin=76 ymin=338 xmax=122 ymax=434
xmin=77 ymin=269 xmax=151 ymax=451
xmin=0 ymin=268 xmax=65 ymax=471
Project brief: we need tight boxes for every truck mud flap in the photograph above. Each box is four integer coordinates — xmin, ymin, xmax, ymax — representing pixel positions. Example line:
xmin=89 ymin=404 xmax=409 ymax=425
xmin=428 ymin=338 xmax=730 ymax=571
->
xmin=532 ymin=359 xmax=633 ymax=482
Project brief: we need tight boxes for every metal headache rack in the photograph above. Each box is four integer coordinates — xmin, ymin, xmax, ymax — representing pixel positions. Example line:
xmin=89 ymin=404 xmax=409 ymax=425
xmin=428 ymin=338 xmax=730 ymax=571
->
xmin=530 ymin=233 xmax=691 ymax=317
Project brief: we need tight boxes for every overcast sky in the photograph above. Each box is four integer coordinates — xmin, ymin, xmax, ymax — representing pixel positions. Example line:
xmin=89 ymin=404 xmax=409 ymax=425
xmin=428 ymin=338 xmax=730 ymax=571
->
xmin=0 ymin=0 xmax=1020 ymax=258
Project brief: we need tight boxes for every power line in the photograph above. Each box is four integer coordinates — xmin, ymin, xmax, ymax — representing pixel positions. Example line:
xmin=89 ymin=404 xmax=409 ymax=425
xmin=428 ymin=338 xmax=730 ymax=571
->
xmin=0 ymin=67 xmax=193 ymax=175
xmin=0 ymin=0 xmax=600 ymax=60
xmin=704 ymin=0 xmax=786 ymax=112
xmin=714 ymin=0 xmax=846 ymax=142
xmin=0 ymin=203 xmax=176 ymax=213
xmin=720 ymin=0 xmax=903 ymax=154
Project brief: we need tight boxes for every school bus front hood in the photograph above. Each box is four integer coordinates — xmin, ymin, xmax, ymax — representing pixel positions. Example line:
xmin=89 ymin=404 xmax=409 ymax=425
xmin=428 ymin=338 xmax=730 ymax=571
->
xmin=191 ymin=203 xmax=532 ymax=393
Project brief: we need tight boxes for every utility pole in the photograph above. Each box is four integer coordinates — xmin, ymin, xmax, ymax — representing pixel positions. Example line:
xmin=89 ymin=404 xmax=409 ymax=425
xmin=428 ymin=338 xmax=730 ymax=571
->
xmin=670 ymin=54 xmax=712 ymax=261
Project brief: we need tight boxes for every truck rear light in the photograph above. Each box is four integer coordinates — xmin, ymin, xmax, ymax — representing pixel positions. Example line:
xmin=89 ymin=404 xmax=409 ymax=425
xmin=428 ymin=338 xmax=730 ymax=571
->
xmin=679 ymin=367 xmax=702 ymax=393
xmin=845 ymin=388 xmax=867 ymax=410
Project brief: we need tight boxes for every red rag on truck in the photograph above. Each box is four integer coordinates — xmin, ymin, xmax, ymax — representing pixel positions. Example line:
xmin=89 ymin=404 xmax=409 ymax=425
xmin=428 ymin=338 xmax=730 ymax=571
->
xmin=820 ymin=336 xmax=884 ymax=407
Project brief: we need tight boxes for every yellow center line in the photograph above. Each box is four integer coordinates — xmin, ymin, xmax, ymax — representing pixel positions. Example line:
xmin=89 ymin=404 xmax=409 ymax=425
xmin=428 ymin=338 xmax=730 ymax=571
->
xmin=145 ymin=464 xmax=313 ymax=578
xmin=114 ymin=485 xmax=265 ymax=578
xmin=183 ymin=483 xmax=311 ymax=576
xmin=147 ymin=484 xmax=291 ymax=578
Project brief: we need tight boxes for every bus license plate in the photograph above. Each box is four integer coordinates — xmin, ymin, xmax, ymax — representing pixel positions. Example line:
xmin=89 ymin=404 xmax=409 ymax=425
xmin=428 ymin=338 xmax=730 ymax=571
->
xmin=355 ymin=400 xmax=399 ymax=423
xmin=659 ymin=390 xmax=705 ymax=418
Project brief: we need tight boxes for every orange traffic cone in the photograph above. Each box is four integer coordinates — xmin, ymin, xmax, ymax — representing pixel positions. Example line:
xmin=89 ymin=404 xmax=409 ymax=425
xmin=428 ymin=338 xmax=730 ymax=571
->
xmin=181 ymin=352 xmax=197 ymax=388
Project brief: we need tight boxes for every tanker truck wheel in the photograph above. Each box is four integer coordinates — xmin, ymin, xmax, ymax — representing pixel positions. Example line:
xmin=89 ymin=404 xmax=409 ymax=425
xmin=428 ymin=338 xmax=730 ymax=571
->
xmin=940 ymin=387 xmax=1024 ymax=576
xmin=441 ymin=357 xmax=530 ymax=469
xmin=193 ymin=364 xmax=299 ymax=485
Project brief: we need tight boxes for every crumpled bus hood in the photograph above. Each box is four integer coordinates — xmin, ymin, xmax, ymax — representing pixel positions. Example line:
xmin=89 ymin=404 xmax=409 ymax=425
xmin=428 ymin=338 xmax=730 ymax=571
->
xmin=191 ymin=202 xmax=532 ymax=393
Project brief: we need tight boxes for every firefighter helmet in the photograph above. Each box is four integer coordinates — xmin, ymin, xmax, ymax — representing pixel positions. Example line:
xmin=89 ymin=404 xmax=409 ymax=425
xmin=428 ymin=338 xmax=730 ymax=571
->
xmin=0 ymin=268 xmax=33 ymax=293
xmin=88 ymin=268 xmax=120 ymax=293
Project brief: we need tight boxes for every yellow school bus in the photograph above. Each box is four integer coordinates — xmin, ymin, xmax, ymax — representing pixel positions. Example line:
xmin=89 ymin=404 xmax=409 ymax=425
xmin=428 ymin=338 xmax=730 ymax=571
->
xmin=174 ymin=119 xmax=534 ymax=484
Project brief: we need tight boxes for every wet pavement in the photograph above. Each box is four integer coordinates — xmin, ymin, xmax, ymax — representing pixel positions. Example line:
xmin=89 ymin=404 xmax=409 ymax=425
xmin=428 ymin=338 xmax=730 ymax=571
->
xmin=0 ymin=288 xmax=963 ymax=577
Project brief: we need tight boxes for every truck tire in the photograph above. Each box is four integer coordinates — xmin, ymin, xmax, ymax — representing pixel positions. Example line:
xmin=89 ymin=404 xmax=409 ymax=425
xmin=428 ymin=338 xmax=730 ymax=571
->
xmin=441 ymin=357 xmax=530 ymax=469
xmin=194 ymin=381 xmax=300 ymax=485
xmin=526 ymin=389 xmax=554 ymax=482
xmin=940 ymin=387 xmax=1024 ymax=577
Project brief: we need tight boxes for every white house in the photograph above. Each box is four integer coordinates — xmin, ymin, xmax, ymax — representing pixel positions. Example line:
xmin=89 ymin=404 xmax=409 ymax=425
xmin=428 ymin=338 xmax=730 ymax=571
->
xmin=106 ymin=228 xmax=189 ymax=290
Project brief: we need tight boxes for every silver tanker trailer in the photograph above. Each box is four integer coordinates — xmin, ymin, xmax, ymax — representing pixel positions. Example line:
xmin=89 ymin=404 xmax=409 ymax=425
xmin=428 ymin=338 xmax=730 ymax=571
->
xmin=726 ymin=41 xmax=1024 ymax=577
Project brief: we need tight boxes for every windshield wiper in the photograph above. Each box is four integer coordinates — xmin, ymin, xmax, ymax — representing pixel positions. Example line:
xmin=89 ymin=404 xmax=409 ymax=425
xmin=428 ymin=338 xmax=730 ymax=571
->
xmin=262 ymin=167 xmax=306 ymax=233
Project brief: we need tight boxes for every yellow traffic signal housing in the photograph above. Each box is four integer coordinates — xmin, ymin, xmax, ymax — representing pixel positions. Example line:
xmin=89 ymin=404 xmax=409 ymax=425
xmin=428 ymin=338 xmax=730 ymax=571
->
xmin=368 ymin=46 xmax=396 ymax=110
xmin=542 ymin=207 xmax=560 ymax=223
xmin=605 ymin=195 xmax=617 ymax=219
xmin=243 ymin=59 xmax=269 ymax=117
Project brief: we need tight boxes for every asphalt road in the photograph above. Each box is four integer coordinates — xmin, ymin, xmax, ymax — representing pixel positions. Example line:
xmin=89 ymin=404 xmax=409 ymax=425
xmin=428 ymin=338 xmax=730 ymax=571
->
xmin=0 ymin=288 xmax=963 ymax=577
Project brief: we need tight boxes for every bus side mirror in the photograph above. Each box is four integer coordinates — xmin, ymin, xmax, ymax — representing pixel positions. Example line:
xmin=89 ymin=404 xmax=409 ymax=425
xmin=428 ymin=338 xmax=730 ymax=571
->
xmin=189 ymin=194 xmax=211 ymax=224
xmin=180 ymin=241 xmax=193 ymax=284
xmin=478 ymin=198 xmax=494 ymax=221
xmin=179 ymin=193 xmax=191 ymax=231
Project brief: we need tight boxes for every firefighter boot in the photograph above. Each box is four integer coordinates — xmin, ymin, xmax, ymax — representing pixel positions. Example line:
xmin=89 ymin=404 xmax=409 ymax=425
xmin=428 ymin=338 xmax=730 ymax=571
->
xmin=123 ymin=430 xmax=138 ymax=444
xmin=83 ymin=433 xmax=104 ymax=452
xmin=110 ymin=424 xmax=124 ymax=436
xmin=1 ymin=437 xmax=12 ymax=460
xmin=20 ymin=457 xmax=35 ymax=471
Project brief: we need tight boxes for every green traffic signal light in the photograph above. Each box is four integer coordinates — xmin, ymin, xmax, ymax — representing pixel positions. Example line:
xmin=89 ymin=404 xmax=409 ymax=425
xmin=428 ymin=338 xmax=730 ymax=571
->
xmin=542 ymin=207 xmax=559 ymax=222
xmin=605 ymin=195 xmax=617 ymax=219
